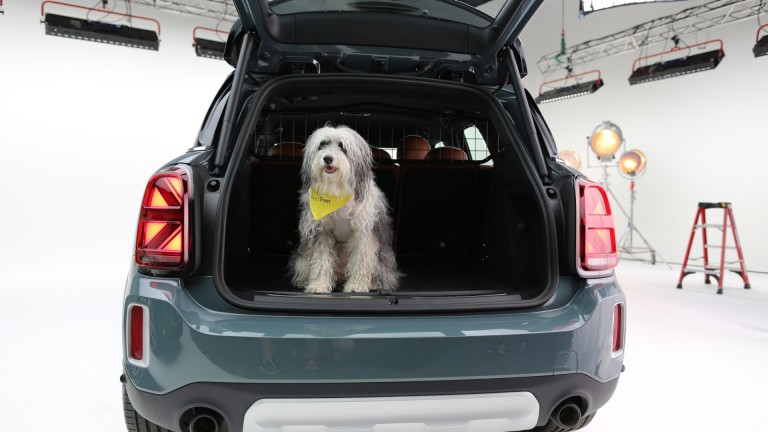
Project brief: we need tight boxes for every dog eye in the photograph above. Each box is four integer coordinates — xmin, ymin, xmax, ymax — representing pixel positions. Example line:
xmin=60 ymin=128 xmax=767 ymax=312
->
xmin=338 ymin=142 xmax=344 ymax=150
xmin=319 ymin=141 xmax=329 ymax=148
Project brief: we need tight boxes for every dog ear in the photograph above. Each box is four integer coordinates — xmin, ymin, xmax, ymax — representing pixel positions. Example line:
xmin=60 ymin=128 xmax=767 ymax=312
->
xmin=342 ymin=127 xmax=373 ymax=201
xmin=301 ymin=127 xmax=323 ymax=192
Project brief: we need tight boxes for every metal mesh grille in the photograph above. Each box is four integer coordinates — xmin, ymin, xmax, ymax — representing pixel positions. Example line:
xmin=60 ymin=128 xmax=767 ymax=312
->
xmin=255 ymin=110 xmax=500 ymax=164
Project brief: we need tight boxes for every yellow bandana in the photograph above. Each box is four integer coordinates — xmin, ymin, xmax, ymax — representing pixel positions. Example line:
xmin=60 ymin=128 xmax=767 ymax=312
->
xmin=310 ymin=188 xmax=352 ymax=220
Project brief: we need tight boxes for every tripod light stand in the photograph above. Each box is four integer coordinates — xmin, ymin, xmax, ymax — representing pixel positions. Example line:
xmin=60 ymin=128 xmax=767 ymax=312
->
xmin=616 ymin=150 xmax=659 ymax=264
xmin=587 ymin=122 xmax=668 ymax=266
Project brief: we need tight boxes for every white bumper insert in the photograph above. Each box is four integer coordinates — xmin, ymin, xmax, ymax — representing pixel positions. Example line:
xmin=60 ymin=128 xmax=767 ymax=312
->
xmin=243 ymin=392 xmax=539 ymax=432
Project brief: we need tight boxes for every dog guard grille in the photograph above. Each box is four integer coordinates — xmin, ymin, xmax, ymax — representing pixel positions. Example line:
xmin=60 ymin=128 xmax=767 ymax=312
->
xmin=252 ymin=110 xmax=500 ymax=164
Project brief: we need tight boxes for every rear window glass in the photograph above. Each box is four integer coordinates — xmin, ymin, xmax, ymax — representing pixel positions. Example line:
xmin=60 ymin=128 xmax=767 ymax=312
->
xmin=267 ymin=0 xmax=510 ymax=27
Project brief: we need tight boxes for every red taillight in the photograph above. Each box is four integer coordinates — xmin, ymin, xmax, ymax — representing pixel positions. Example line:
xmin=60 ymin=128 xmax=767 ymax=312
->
xmin=129 ymin=305 xmax=144 ymax=361
xmin=135 ymin=169 xmax=189 ymax=270
xmin=612 ymin=303 xmax=623 ymax=354
xmin=578 ymin=179 xmax=618 ymax=273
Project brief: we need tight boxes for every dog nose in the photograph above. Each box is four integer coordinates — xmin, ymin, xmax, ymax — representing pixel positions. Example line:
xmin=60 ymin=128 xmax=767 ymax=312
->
xmin=323 ymin=155 xmax=333 ymax=164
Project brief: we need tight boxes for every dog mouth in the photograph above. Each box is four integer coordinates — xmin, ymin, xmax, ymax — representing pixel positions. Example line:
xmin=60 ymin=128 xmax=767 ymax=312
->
xmin=324 ymin=166 xmax=337 ymax=174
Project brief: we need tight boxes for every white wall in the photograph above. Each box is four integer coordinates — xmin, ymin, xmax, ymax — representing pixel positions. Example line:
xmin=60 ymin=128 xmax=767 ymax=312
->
xmin=521 ymin=0 xmax=768 ymax=273
xmin=0 ymin=2 xmax=231 ymax=281
xmin=0 ymin=0 xmax=764 ymax=281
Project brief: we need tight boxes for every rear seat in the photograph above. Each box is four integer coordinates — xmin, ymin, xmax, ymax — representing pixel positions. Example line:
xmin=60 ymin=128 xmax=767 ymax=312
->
xmin=252 ymin=142 xmax=305 ymax=257
xmin=396 ymin=146 xmax=490 ymax=260
xmin=249 ymin=136 xmax=494 ymax=264
xmin=370 ymin=146 xmax=400 ymax=213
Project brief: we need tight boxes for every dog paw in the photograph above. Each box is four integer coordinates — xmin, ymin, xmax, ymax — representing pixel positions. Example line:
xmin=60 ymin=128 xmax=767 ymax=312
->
xmin=305 ymin=283 xmax=333 ymax=294
xmin=343 ymin=282 xmax=370 ymax=293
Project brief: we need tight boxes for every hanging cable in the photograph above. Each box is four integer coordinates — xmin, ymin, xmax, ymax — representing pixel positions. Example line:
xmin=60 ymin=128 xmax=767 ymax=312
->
xmin=554 ymin=0 xmax=568 ymax=66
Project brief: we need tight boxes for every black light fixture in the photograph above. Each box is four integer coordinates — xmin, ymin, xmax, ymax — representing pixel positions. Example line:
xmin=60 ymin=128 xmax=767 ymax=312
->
xmin=535 ymin=70 xmax=604 ymax=104
xmin=755 ymin=24 xmax=768 ymax=58
xmin=41 ymin=1 xmax=160 ymax=51
xmin=629 ymin=39 xmax=724 ymax=85
xmin=193 ymin=26 xmax=229 ymax=59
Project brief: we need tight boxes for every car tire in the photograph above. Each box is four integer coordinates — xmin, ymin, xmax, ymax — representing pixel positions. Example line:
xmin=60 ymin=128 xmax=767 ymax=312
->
xmin=529 ymin=412 xmax=596 ymax=432
xmin=123 ymin=385 xmax=172 ymax=432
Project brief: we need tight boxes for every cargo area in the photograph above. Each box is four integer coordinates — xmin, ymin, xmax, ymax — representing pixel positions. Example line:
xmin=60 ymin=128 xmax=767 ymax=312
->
xmin=219 ymin=80 xmax=553 ymax=303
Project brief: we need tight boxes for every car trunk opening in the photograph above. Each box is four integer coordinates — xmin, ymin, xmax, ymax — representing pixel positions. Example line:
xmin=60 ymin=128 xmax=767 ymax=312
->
xmin=215 ymin=76 xmax=557 ymax=311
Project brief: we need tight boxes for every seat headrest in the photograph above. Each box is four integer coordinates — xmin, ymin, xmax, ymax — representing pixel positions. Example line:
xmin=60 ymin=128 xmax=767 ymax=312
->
xmin=267 ymin=142 xmax=304 ymax=159
xmin=370 ymin=147 xmax=392 ymax=161
xmin=425 ymin=146 xmax=469 ymax=161
xmin=397 ymin=135 xmax=431 ymax=160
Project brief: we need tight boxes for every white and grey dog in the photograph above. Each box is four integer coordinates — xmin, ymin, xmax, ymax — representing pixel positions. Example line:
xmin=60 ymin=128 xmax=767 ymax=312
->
xmin=289 ymin=125 xmax=399 ymax=293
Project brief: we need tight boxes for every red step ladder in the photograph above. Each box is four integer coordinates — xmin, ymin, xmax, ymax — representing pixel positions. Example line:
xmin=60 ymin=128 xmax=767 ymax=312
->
xmin=677 ymin=202 xmax=751 ymax=294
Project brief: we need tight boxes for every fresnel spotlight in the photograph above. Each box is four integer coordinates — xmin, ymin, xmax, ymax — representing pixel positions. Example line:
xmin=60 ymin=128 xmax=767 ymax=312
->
xmin=587 ymin=123 xmax=661 ymax=265
xmin=193 ymin=26 xmax=229 ymax=60
xmin=755 ymin=24 xmax=768 ymax=58
xmin=616 ymin=148 xmax=656 ymax=263
xmin=558 ymin=150 xmax=581 ymax=170
xmin=41 ymin=1 xmax=161 ymax=51
xmin=589 ymin=121 xmax=623 ymax=163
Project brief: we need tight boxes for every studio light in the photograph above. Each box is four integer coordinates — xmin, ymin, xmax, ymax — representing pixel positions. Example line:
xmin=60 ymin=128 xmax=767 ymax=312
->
xmin=193 ymin=26 xmax=229 ymax=59
xmin=558 ymin=150 xmax=581 ymax=170
xmin=616 ymin=148 xmax=658 ymax=263
xmin=628 ymin=39 xmax=724 ymax=85
xmin=754 ymin=24 xmax=768 ymax=58
xmin=535 ymin=70 xmax=604 ymax=104
xmin=586 ymin=123 xmax=663 ymax=265
xmin=41 ymin=1 xmax=161 ymax=51
xmin=589 ymin=121 xmax=623 ymax=162
xmin=618 ymin=149 xmax=647 ymax=177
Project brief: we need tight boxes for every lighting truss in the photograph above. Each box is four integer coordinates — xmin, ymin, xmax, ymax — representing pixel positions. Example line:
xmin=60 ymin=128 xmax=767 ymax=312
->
xmin=535 ymin=70 xmax=604 ymax=104
xmin=537 ymin=0 xmax=768 ymax=75
xmin=755 ymin=24 xmax=768 ymax=57
xmin=628 ymin=39 xmax=725 ymax=85
xmin=193 ymin=26 xmax=229 ymax=59
xmin=132 ymin=0 xmax=238 ymax=22
xmin=41 ymin=1 xmax=161 ymax=50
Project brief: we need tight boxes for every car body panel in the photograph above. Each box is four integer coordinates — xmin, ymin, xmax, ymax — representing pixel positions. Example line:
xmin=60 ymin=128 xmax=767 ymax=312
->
xmin=124 ymin=263 xmax=623 ymax=395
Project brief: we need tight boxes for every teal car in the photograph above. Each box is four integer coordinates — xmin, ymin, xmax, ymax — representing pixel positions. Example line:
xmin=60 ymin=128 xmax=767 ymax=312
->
xmin=122 ymin=0 xmax=626 ymax=431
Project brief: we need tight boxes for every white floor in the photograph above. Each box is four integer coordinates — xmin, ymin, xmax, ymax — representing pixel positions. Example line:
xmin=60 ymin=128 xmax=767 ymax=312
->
xmin=0 ymin=261 xmax=765 ymax=432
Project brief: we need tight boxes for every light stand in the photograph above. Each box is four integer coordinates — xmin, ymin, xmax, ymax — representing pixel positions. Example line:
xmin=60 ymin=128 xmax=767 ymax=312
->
xmin=615 ymin=149 xmax=669 ymax=267
xmin=587 ymin=123 xmax=669 ymax=267
xmin=616 ymin=178 xmax=658 ymax=264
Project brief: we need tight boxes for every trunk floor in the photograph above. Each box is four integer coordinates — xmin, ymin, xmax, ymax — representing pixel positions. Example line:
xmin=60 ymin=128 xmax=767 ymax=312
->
xmin=232 ymin=259 xmax=513 ymax=294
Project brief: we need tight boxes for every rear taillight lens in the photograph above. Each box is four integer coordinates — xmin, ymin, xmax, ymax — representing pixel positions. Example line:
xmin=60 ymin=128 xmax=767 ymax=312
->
xmin=135 ymin=168 xmax=189 ymax=270
xmin=612 ymin=303 xmax=624 ymax=354
xmin=577 ymin=179 xmax=618 ymax=273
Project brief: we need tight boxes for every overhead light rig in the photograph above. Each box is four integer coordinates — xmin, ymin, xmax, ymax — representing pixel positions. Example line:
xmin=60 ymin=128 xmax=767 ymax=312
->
xmin=536 ymin=0 xmax=768 ymax=75
xmin=535 ymin=69 xmax=604 ymax=103
xmin=41 ymin=1 xmax=161 ymax=50
xmin=193 ymin=26 xmax=229 ymax=59
xmin=755 ymin=24 xmax=768 ymax=57
xmin=132 ymin=0 xmax=237 ymax=22
xmin=629 ymin=39 xmax=725 ymax=85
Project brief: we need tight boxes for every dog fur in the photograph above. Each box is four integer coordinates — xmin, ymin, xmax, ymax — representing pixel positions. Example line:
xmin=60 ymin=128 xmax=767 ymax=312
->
xmin=289 ymin=125 xmax=399 ymax=293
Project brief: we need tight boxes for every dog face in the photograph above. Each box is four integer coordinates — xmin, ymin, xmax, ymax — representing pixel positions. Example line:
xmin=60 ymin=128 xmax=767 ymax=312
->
xmin=303 ymin=125 xmax=373 ymax=198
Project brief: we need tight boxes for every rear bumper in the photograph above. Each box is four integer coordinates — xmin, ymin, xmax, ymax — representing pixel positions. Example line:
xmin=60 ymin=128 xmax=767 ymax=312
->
xmin=122 ymin=271 xmax=625 ymax=431
xmin=124 ymin=372 xmax=620 ymax=431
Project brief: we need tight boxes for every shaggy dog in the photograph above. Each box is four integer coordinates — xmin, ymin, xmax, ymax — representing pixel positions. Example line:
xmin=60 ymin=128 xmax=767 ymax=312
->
xmin=289 ymin=125 xmax=399 ymax=293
